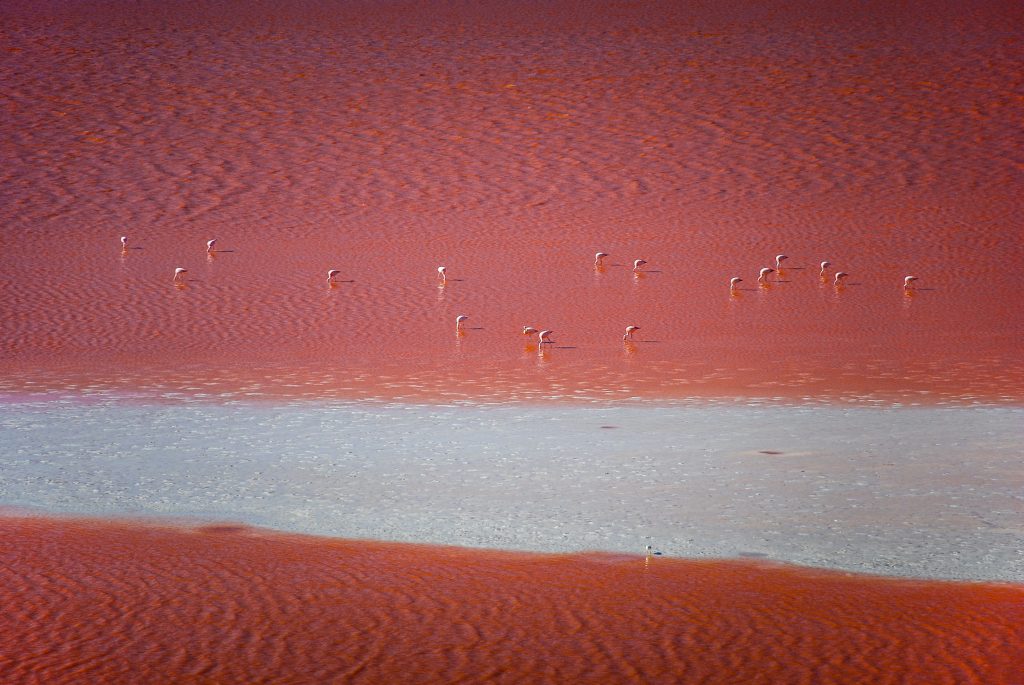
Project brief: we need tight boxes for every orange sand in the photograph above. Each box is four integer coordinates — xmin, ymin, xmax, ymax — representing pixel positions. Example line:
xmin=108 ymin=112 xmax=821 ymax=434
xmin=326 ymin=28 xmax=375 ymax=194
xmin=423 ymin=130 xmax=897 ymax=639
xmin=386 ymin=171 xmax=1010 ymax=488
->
xmin=2 ymin=0 xmax=1022 ymax=403
xmin=2 ymin=516 xmax=1022 ymax=684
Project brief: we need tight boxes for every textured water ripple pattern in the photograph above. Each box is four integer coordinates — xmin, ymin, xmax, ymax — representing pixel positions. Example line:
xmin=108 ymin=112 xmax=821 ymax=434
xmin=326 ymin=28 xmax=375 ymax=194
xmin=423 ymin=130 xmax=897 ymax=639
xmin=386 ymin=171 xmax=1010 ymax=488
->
xmin=1 ymin=0 xmax=1022 ymax=404
xmin=1 ymin=516 xmax=1022 ymax=685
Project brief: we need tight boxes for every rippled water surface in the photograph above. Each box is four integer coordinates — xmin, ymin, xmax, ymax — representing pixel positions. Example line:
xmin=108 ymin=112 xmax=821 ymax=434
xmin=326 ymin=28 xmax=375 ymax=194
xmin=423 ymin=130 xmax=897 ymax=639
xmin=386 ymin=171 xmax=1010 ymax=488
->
xmin=2 ymin=516 xmax=1022 ymax=685
xmin=2 ymin=0 xmax=1022 ymax=403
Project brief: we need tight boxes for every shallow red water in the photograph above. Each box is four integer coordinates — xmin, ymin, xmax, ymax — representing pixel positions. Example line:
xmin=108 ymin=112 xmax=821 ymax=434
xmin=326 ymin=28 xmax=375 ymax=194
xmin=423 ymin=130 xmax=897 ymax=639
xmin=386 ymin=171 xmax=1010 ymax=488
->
xmin=2 ymin=0 xmax=1022 ymax=403
xmin=1 ymin=516 xmax=1021 ymax=684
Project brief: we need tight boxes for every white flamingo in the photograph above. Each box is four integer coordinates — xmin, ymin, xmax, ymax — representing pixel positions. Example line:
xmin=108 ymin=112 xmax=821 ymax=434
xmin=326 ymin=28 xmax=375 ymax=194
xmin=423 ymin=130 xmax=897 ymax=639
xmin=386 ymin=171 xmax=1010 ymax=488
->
xmin=820 ymin=260 xmax=831 ymax=277
xmin=173 ymin=267 xmax=187 ymax=283
xmin=633 ymin=259 xmax=647 ymax=272
xmin=437 ymin=266 xmax=447 ymax=282
xmin=775 ymin=254 xmax=788 ymax=268
xmin=538 ymin=330 xmax=554 ymax=345
xmin=624 ymin=325 xmax=640 ymax=340
xmin=904 ymin=276 xmax=919 ymax=289
xmin=120 ymin=236 xmax=128 ymax=249
xmin=522 ymin=326 xmax=538 ymax=336
xmin=206 ymin=238 xmax=217 ymax=253
xmin=595 ymin=252 xmax=608 ymax=266
xmin=456 ymin=314 xmax=468 ymax=331
xmin=758 ymin=267 xmax=774 ymax=284
xmin=327 ymin=269 xmax=341 ymax=283
xmin=834 ymin=272 xmax=849 ymax=286
xmin=730 ymin=277 xmax=743 ymax=290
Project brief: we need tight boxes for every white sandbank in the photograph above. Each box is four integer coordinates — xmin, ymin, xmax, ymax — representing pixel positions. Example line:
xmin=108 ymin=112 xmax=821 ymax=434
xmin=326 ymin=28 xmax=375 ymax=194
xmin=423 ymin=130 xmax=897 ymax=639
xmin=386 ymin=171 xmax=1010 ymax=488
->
xmin=1 ymin=398 xmax=1021 ymax=582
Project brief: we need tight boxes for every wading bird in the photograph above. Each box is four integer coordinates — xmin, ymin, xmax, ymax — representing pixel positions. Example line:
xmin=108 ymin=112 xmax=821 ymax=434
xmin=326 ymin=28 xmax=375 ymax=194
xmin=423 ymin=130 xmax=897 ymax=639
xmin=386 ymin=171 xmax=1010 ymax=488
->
xmin=327 ymin=269 xmax=341 ymax=283
xmin=834 ymin=272 xmax=849 ymax=286
xmin=173 ymin=267 xmax=187 ymax=283
xmin=820 ymin=260 xmax=831 ymax=277
xmin=437 ymin=266 xmax=447 ymax=282
xmin=758 ymin=267 xmax=774 ymax=284
xmin=624 ymin=325 xmax=640 ymax=340
xmin=775 ymin=254 xmax=788 ymax=268
xmin=206 ymin=239 xmax=217 ymax=253
xmin=633 ymin=259 xmax=647 ymax=272
xmin=595 ymin=252 xmax=608 ymax=266
xmin=456 ymin=314 xmax=468 ymax=331
xmin=904 ymin=276 xmax=919 ymax=289
xmin=538 ymin=330 xmax=554 ymax=345
xmin=730 ymin=277 xmax=743 ymax=290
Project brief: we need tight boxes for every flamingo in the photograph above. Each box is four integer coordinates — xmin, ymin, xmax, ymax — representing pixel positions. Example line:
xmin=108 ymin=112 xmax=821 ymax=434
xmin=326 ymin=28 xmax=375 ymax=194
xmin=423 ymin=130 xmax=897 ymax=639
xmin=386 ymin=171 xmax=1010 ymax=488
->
xmin=758 ymin=267 xmax=774 ymax=284
xmin=327 ymin=269 xmax=341 ymax=283
xmin=633 ymin=259 xmax=647 ymax=272
xmin=775 ymin=254 xmax=788 ymax=268
xmin=437 ymin=266 xmax=447 ymax=282
xmin=206 ymin=238 xmax=217 ymax=253
xmin=820 ymin=260 xmax=831 ymax=277
xmin=173 ymin=267 xmax=187 ymax=283
xmin=730 ymin=277 xmax=743 ymax=290
xmin=834 ymin=271 xmax=849 ymax=286
xmin=456 ymin=314 xmax=468 ymax=331
xmin=904 ymin=276 xmax=919 ymax=289
xmin=120 ymin=236 xmax=128 ymax=249
xmin=522 ymin=326 xmax=538 ymax=336
xmin=538 ymin=330 xmax=554 ymax=345
xmin=595 ymin=252 xmax=608 ymax=266
xmin=624 ymin=325 xmax=640 ymax=340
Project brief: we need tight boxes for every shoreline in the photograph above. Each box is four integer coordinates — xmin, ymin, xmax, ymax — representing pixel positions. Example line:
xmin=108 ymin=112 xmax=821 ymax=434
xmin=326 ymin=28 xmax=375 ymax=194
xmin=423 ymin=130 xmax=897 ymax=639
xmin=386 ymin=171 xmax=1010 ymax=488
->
xmin=4 ymin=507 xmax=1023 ymax=590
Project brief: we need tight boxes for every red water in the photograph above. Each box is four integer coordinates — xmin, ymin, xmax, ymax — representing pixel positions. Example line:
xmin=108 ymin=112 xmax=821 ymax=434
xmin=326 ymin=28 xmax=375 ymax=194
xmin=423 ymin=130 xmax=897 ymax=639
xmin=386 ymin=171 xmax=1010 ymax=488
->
xmin=2 ymin=516 xmax=1021 ymax=684
xmin=2 ymin=0 xmax=1022 ymax=403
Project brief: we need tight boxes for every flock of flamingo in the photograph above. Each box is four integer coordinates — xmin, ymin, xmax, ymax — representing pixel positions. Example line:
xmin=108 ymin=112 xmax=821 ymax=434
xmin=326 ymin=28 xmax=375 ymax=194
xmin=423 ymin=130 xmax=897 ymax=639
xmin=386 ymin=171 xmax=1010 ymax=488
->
xmin=122 ymin=236 xmax=920 ymax=348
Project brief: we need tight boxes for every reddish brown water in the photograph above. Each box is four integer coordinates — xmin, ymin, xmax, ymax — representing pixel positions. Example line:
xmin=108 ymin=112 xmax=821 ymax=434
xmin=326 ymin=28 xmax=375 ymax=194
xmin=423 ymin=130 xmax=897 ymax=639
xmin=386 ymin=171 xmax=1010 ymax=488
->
xmin=2 ymin=0 xmax=1022 ymax=403
xmin=2 ymin=516 xmax=1022 ymax=684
